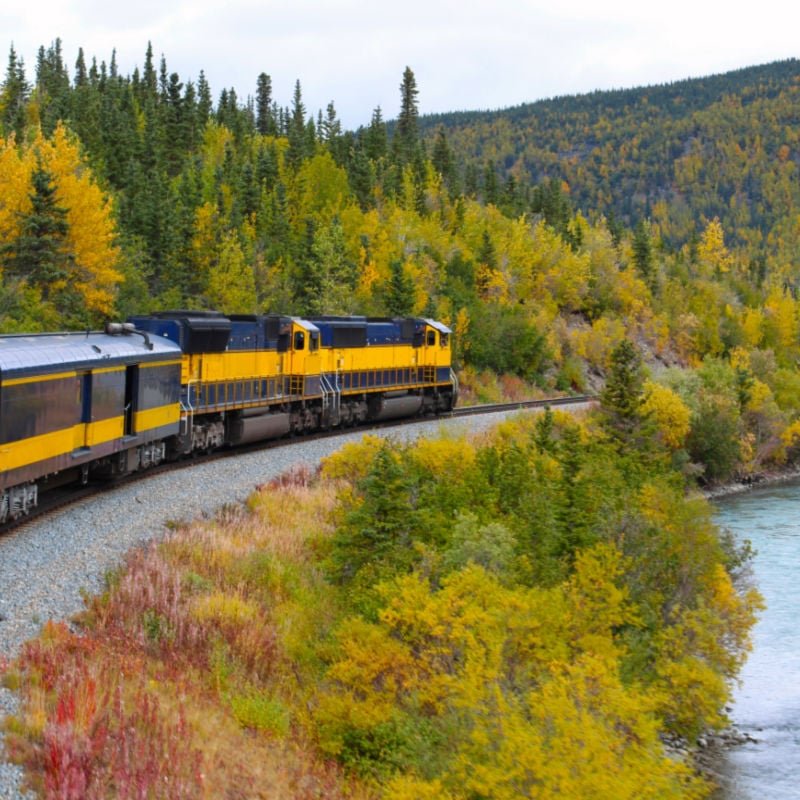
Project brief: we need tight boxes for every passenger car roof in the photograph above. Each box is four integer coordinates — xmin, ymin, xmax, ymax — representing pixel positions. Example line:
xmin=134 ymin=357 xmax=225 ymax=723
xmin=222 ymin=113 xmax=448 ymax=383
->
xmin=0 ymin=331 xmax=182 ymax=379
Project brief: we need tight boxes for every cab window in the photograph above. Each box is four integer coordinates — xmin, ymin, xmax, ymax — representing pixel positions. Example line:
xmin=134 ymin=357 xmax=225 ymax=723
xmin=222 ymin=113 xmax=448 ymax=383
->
xmin=310 ymin=331 xmax=319 ymax=352
xmin=293 ymin=331 xmax=305 ymax=350
xmin=426 ymin=330 xmax=436 ymax=346
xmin=440 ymin=332 xmax=449 ymax=347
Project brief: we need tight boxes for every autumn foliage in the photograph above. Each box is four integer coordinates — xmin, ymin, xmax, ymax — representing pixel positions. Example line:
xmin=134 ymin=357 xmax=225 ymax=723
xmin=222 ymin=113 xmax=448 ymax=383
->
xmin=3 ymin=408 xmax=760 ymax=798
xmin=0 ymin=125 xmax=121 ymax=328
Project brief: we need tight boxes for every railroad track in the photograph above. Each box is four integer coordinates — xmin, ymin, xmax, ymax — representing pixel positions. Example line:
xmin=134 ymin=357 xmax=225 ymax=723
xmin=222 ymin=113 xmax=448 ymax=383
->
xmin=0 ymin=394 xmax=596 ymax=536
xmin=451 ymin=394 xmax=595 ymax=417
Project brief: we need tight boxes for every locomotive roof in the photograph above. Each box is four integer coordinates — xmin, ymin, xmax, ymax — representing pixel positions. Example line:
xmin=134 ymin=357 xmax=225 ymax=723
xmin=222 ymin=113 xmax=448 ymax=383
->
xmin=424 ymin=319 xmax=452 ymax=334
xmin=0 ymin=331 xmax=182 ymax=379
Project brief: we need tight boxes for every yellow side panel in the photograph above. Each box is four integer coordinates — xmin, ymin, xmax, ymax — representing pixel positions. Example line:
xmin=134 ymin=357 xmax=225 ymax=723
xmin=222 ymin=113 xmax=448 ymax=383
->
xmin=86 ymin=416 xmax=124 ymax=446
xmin=133 ymin=404 xmax=181 ymax=433
xmin=337 ymin=344 xmax=419 ymax=372
xmin=0 ymin=427 xmax=81 ymax=472
xmin=192 ymin=351 xmax=283 ymax=383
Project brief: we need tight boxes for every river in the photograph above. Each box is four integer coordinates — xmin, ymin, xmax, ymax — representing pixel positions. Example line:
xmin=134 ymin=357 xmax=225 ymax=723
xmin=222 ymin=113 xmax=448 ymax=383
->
xmin=712 ymin=482 xmax=800 ymax=799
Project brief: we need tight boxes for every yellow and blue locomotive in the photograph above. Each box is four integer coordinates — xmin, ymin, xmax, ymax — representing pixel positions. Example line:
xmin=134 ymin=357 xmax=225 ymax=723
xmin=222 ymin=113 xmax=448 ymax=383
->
xmin=128 ymin=311 xmax=457 ymax=456
xmin=0 ymin=312 xmax=456 ymax=521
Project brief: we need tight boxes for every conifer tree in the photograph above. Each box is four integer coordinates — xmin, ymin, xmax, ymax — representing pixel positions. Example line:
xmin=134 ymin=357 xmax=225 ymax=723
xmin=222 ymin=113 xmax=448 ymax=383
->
xmin=286 ymin=79 xmax=308 ymax=169
xmin=1 ymin=46 xmax=30 ymax=139
xmin=255 ymin=72 xmax=276 ymax=136
xmin=599 ymin=339 xmax=645 ymax=446
xmin=392 ymin=66 xmax=420 ymax=167
xmin=329 ymin=443 xmax=415 ymax=582
xmin=141 ymin=42 xmax=157 ymax=98
xmin=3 ymin=165 xmax=73 ymax=303
xmin=483 ymin=160 xmax=500 ymax=206
xmin=476 ymin=228 xmax=497 ymax=297
xmin=463 ymin=163 xmax=479 ymax=198
xmin=432 ymin=125 xmax=457 ymax=195
xmin=632 ymin=220 xmax=655 ymax=288
xmin=364 ymin=106 xmax=387 ymax=161
xmin=197 ymin=70 xmax=212 ymax=125
xmin=348 ymin=145 xmax=375 ymax=210
xmin=385 ymin=259 xmax=415 ymax=316
xmin=35 ymin=40 xmax=70 ymax=135
xmin=74 ymin=48 xmax=87 ymax=87
xmin=322 ymin=101 xmax=344 ymax=162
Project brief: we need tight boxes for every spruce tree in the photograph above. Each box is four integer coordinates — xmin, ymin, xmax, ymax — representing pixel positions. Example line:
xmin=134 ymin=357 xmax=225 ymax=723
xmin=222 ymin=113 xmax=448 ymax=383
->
xmin=329 ymin=443 xmax=415 ymax=582
xmin=599 ymin=339 xmax=645 ymax=447
xmin=322 ymin=101 xmax=344 ymax=161
xmin=632 ymin=220 xmax=655 ymax=289
xmin=74 ymin=48 xmax=87 ymax=87
xmin=483 ymin=160 xmax=500 ymax=206
xmin=286 ymin=79 xmax=308 ymax=169
xmin=385 ymin=259 xmax=415 ymax=316
xmin=348 ymin=145 xmax=375 ymax=210
xmin=197 ymin=70 xmax=212 ymax=125
xmin=255 ymin=72 xmax=276 ymax=135
xmin=432 ymin=125 xmax=457 ymax=195
xmin=1 ymin=46 xmax=30 ymax=138
xmin=476 ymin=228 xmax=497 ymax=297
xmin=364 ymin=106 xmax=387 ymax=161
xmin=392 ymin=66 xmax=420 ymax=167
xmin=35 ymin=40 xmax=70 ymax=135
xmin=141 ymin=42 xmax=157 ymax=98
xmin=3 ymin=165 xmax=74 ymax=304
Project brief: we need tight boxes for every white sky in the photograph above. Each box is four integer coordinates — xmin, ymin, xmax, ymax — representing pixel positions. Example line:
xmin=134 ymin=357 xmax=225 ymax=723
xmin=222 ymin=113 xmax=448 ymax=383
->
xmin=3 ymin=1 xmax=799 ymax=130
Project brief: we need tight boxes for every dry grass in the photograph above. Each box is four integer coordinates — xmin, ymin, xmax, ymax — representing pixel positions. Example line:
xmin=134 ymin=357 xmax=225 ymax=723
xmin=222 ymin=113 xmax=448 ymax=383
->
xmin=3 ymin=471 xmax=370 ymax=799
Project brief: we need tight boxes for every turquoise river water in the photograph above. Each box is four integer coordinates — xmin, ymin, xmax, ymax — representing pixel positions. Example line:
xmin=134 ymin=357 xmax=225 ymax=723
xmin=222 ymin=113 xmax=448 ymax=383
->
xmin=713 ymin=482 xmax=800 ymax=798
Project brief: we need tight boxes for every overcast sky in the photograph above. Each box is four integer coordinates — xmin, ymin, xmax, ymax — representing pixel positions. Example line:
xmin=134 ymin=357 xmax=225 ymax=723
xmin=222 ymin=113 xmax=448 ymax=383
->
xmin=3 ymin=1 xmax=798 ymax=130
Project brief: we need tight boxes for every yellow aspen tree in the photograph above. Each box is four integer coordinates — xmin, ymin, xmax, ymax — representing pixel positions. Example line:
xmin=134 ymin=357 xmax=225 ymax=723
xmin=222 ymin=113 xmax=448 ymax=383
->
xmin=763 ymin=286 xmax=798 ymax=350
xmin=641 ymin=381 xmax=692 ymax=450
xmin=206 ymin=231 xmax=256 ymax=313
xmin=34 ymin=124 xmax=122 ymax=316
xmin=191 ymin=201 xmax=223 ymax=289
xmin=696 ymin=217 xmax=734 ymax=276
xmin=290 ymin=152 xmax=351 ymax=223
xmin=741 ymin=306 xmax=765 ymax=348
xmin=0 ymin=136 xmax=31 ymax=248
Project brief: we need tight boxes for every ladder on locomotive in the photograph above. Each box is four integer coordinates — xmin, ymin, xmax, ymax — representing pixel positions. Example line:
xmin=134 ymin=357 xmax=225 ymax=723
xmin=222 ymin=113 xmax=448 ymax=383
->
xmin=320 ymin=372 xmax=341 ymax=426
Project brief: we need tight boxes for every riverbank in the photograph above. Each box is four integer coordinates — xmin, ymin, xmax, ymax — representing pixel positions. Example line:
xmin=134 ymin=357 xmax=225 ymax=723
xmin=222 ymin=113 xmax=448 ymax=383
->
xmin=703 ymin=464 xmax=800 ymax=501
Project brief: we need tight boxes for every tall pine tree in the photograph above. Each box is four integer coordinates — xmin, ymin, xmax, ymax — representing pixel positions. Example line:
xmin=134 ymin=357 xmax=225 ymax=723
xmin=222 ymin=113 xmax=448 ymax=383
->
xmin=392 ymin=67 xmax=420 ymax=168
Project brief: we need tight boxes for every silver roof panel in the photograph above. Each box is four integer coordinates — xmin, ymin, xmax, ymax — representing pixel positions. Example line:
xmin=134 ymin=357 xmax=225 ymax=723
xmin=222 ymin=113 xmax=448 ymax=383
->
xmin=0 ymin=332 xmax=182 ymax=378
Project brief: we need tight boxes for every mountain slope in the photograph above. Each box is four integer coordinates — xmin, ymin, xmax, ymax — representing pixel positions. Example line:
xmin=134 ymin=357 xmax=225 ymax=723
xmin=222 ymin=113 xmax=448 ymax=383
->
xmin=420 ymin=59 xmax=800 ymax=248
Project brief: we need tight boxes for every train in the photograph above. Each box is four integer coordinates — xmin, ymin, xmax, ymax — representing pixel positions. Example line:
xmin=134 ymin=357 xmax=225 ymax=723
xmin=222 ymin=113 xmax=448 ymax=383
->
xmin=0 ymin=312 xmax=457 ymax=523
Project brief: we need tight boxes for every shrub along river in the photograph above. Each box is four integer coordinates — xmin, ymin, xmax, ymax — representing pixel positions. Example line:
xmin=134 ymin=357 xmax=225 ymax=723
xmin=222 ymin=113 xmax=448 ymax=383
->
xmin=713 ymin=481 xmax=800 ymax=798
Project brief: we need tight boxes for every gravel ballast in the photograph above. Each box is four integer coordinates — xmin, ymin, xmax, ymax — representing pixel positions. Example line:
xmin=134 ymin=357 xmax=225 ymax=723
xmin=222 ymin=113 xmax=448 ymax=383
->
xmin=0 ymin=408 xmax=575 ymax=798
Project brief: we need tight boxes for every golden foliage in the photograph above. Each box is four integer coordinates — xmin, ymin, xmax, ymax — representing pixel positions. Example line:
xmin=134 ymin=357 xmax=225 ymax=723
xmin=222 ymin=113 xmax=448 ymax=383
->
xmin=0 ymin=125 xmax=123 ymax=317
xmin=641 ymin=381 xmax=692 ymax=450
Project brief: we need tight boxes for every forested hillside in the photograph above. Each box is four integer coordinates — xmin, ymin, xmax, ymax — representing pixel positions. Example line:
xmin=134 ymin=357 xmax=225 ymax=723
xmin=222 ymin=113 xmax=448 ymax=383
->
xmin=3 ymin=43 xmax=800 ymax=484
xmin=420 ymin=59 xmax=800 ymax=251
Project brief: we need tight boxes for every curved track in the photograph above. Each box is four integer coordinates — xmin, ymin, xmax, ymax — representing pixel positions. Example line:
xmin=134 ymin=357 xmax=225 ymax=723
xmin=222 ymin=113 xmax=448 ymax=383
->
xmin=0 ymin=395 xmax=595 ymax=536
